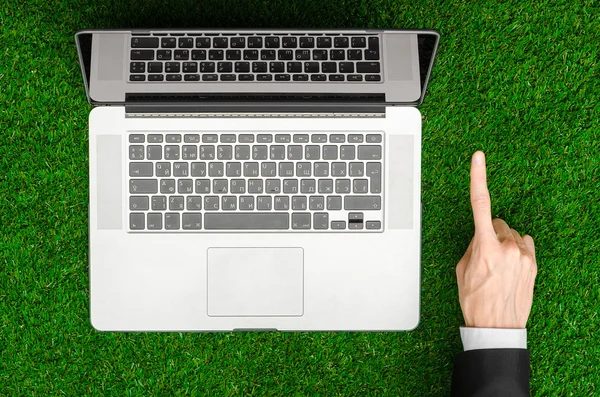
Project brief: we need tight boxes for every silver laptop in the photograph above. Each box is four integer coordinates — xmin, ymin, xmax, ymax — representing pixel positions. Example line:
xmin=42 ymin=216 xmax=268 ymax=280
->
xmin=75 ymin=29 xmax=439 ymax=332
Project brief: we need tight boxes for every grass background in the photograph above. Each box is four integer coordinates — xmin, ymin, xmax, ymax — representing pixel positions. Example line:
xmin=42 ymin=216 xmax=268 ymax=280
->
xmin=1 ymin=0 xmax=599 ymax=395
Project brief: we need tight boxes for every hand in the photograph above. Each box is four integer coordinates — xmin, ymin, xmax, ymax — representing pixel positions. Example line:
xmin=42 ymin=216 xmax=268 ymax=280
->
xmin=456 ymin=151 xmax=538 ymax=329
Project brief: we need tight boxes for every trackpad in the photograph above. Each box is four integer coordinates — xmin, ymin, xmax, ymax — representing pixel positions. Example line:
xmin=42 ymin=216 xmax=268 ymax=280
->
xmin=207 ymin=248 xmax=304 ymax=316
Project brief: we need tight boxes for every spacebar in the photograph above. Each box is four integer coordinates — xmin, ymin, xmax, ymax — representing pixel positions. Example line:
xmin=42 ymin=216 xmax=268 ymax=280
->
xmin=204 ymin=213 xmax=289 ymax=230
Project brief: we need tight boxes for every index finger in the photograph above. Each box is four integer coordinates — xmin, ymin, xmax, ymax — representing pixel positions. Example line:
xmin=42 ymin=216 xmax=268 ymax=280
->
xmin=470 ymin=151 xmax=495 ymax=236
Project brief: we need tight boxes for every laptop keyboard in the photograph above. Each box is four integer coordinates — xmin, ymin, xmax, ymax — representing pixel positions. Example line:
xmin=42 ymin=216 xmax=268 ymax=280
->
xmin=129 ymin=33 xmax=382 ymax=83
xmin=128 ymin=132 xmax=384 ymax=232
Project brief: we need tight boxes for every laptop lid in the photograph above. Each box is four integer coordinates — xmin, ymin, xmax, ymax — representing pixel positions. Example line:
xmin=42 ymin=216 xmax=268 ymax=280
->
xmin=75 ymin=29 xmax=439 ymax=110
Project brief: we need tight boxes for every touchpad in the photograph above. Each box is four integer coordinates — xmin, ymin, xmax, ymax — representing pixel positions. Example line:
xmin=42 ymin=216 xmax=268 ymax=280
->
xmin=207 ymin=247 xmax=304 ymax=316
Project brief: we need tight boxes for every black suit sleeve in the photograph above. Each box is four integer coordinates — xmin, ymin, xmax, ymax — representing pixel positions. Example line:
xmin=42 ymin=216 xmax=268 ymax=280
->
xmin=451 ymin=348 xmax=530 ymax=397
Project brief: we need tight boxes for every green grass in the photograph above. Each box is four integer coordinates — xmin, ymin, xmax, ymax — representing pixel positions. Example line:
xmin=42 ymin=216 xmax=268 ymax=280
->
xmin=1 ymin=0 xmax=599 ymax=395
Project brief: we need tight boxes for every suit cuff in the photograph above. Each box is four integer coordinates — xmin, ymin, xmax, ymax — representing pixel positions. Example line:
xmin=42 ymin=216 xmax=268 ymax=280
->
xmin=460 ymin=327 xmax=527 ymax=351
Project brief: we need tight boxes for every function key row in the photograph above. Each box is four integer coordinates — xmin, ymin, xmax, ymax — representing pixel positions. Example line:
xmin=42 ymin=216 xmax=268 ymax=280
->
xmin=132 ymin=36 xmax=379 ymax=50
xmin=129 ymin=134 xmax=382 ymax=144
xmin=130 ymin=73 xmax=381 ymax=83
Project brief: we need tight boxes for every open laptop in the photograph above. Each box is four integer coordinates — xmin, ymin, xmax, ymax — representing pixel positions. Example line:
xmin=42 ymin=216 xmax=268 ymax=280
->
xmin=75 ymin=29 xmax=439 ymax=332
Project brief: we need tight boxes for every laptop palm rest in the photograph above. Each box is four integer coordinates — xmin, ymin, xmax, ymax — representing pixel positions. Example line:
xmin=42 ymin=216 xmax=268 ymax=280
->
xmin=207 ymin=247 xmax=304 ymax=317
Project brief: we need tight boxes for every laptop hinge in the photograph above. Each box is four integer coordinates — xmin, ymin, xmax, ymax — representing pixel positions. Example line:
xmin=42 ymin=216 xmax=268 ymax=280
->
xmin=124 ymin=93 xmax=386 ymax=117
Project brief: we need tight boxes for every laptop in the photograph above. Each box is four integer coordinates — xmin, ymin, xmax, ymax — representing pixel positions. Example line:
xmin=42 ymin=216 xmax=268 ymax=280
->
xmin=75 ymin=28 xmax=439 ymax=332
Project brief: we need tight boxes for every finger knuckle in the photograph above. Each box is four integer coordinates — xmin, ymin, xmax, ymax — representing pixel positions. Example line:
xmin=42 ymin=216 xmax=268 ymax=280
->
xmin=471 ymin=195 xmax=490 ymax=208
xmin=503 ymin=239 xmax=521 ymax=253
xmin=530 ymin=257 xmax=538 ymax=274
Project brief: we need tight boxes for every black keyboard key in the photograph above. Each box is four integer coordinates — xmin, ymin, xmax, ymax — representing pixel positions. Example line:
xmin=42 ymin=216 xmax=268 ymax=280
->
xmin=269 ymin=62 xmax=285 ymax=73
xmin=200 ymin=62 xmax=215 ymax=72
xmin=317 ymin=36 xmax=332 ymax=48
xmin=257 ymin=74 xmax=273 ymax=81
xmin=368 ymin=37 xmax=379 ymax=50
xmin=217 ymin=61 xmax=232 ymax=73
xmin=304 ymin=62 xmax=319 ymax=73
xmin=293 ymin=74 xmax=308 ymax=81
xmin=235 ymin=62 xmax=250 ymax=73
xmin=357 ymin=62 xmax=380 ymax=73
xmin=131 ymin=50 xmax=154 ymax=60
xmin=157 ymin=50 xmax=172 ymax=60
xmin=130 ymin=74 xmax=146 ymax=81
xmin=311 ymin=74 xmax=326 ymax=81
xmin=148 ymin=74 xmax=164 ymax=81
xmin=130 ymin=62 xmax=145 ymax=73
xmin=252 ymin=61 xmax=268 ymax=73
xmin=191 ymin=50 xmax=207 ymax=60
xmin=166 ymin=74 xmax=182 ymax=81
xmin=220 ymin=74 xmax=236 ymax=81
xmin=265 ymin=37 xmax=280 ymax=48
xmin=282 ymin=37 xmax=297 ymax=48
xmin=334 ymin=37 xmax=349 ymax=48
xmin=239 ymin=74 xmax=254 ymax=81
xmin=243 ymin=50 xmax=259 ymax=60
xmin=161 ymin=37 xmax=176 ymax=48
xmin=174 ymin=50 xmax=189 ymax=60
xmin=131 ymin=37 xmax=159 ymax=48
xmin=287 ymin=62 xmax=302 ymax=73
xmin=365 ymin=74 xmax=381 ymax=81
xmin=339 ymin=62 xmax=354 ymax=73
xmin=347 ymin=74 xmax=362 ymax=81
xmin=329 ymin=74 xmax=344 ymax=81
xmin=148 ymin=62 xmax=162 ymax=73
xmin=300 ymin=37 xmax=315 ymax=48
xmin=278 ymin=50 xmax=293 ymax=60
xmin=275 ymin=74 xmax=291 ymax=81
xmin=209 ymin=50 xmax=224 ymax=60
xmin=213 ymin=37 xmax=228 ymax=48
xmin=184 ymin=74 xmax=200 ymax=81
xmin=321 ymin=62 xmax=337 ymax=73
xmin=261 ymin=49 xmax=276 ymax=60
xmin=230 ymin=37 xmax=245 ymax=48
xmin=348 ymin=50 xmax=362 ymax=60
xmin=313 ymin=50 xmax=327 ymax=60
xmin=182 ymin=62 xmax=197 ymax=73
xmin=202 ymin=74 xmax=218 ymax=81
xmin=248 ymin=37 xmax=263 ymax=48
xmin=179 ymin=37 xmax=194 ymax=48
xmin=351 ymin=37 xmax=366 ymax=48
xmin=295 ymin=50 xmax=310 ymax=60
xmin=226 ymin=50 xmax=241 ymax=60
xmin=165 ymin=62 xmax=180 ymax=73
xmin=196 ymin=37 xmax=211 ymax=48
xmin=330 ymin=50 xmax=345 ymax=60
xmin=365 ymin=49 xmax=380 ymax=60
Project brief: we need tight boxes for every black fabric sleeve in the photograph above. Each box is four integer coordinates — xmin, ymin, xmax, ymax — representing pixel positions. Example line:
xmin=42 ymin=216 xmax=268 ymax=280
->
xmin=451 ymin=348 xmax=531 ymax=397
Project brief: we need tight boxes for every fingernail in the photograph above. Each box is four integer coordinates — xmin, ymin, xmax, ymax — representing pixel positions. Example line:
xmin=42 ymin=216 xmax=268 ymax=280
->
xmin=474 ymin=152 xmax=484 ymax=165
